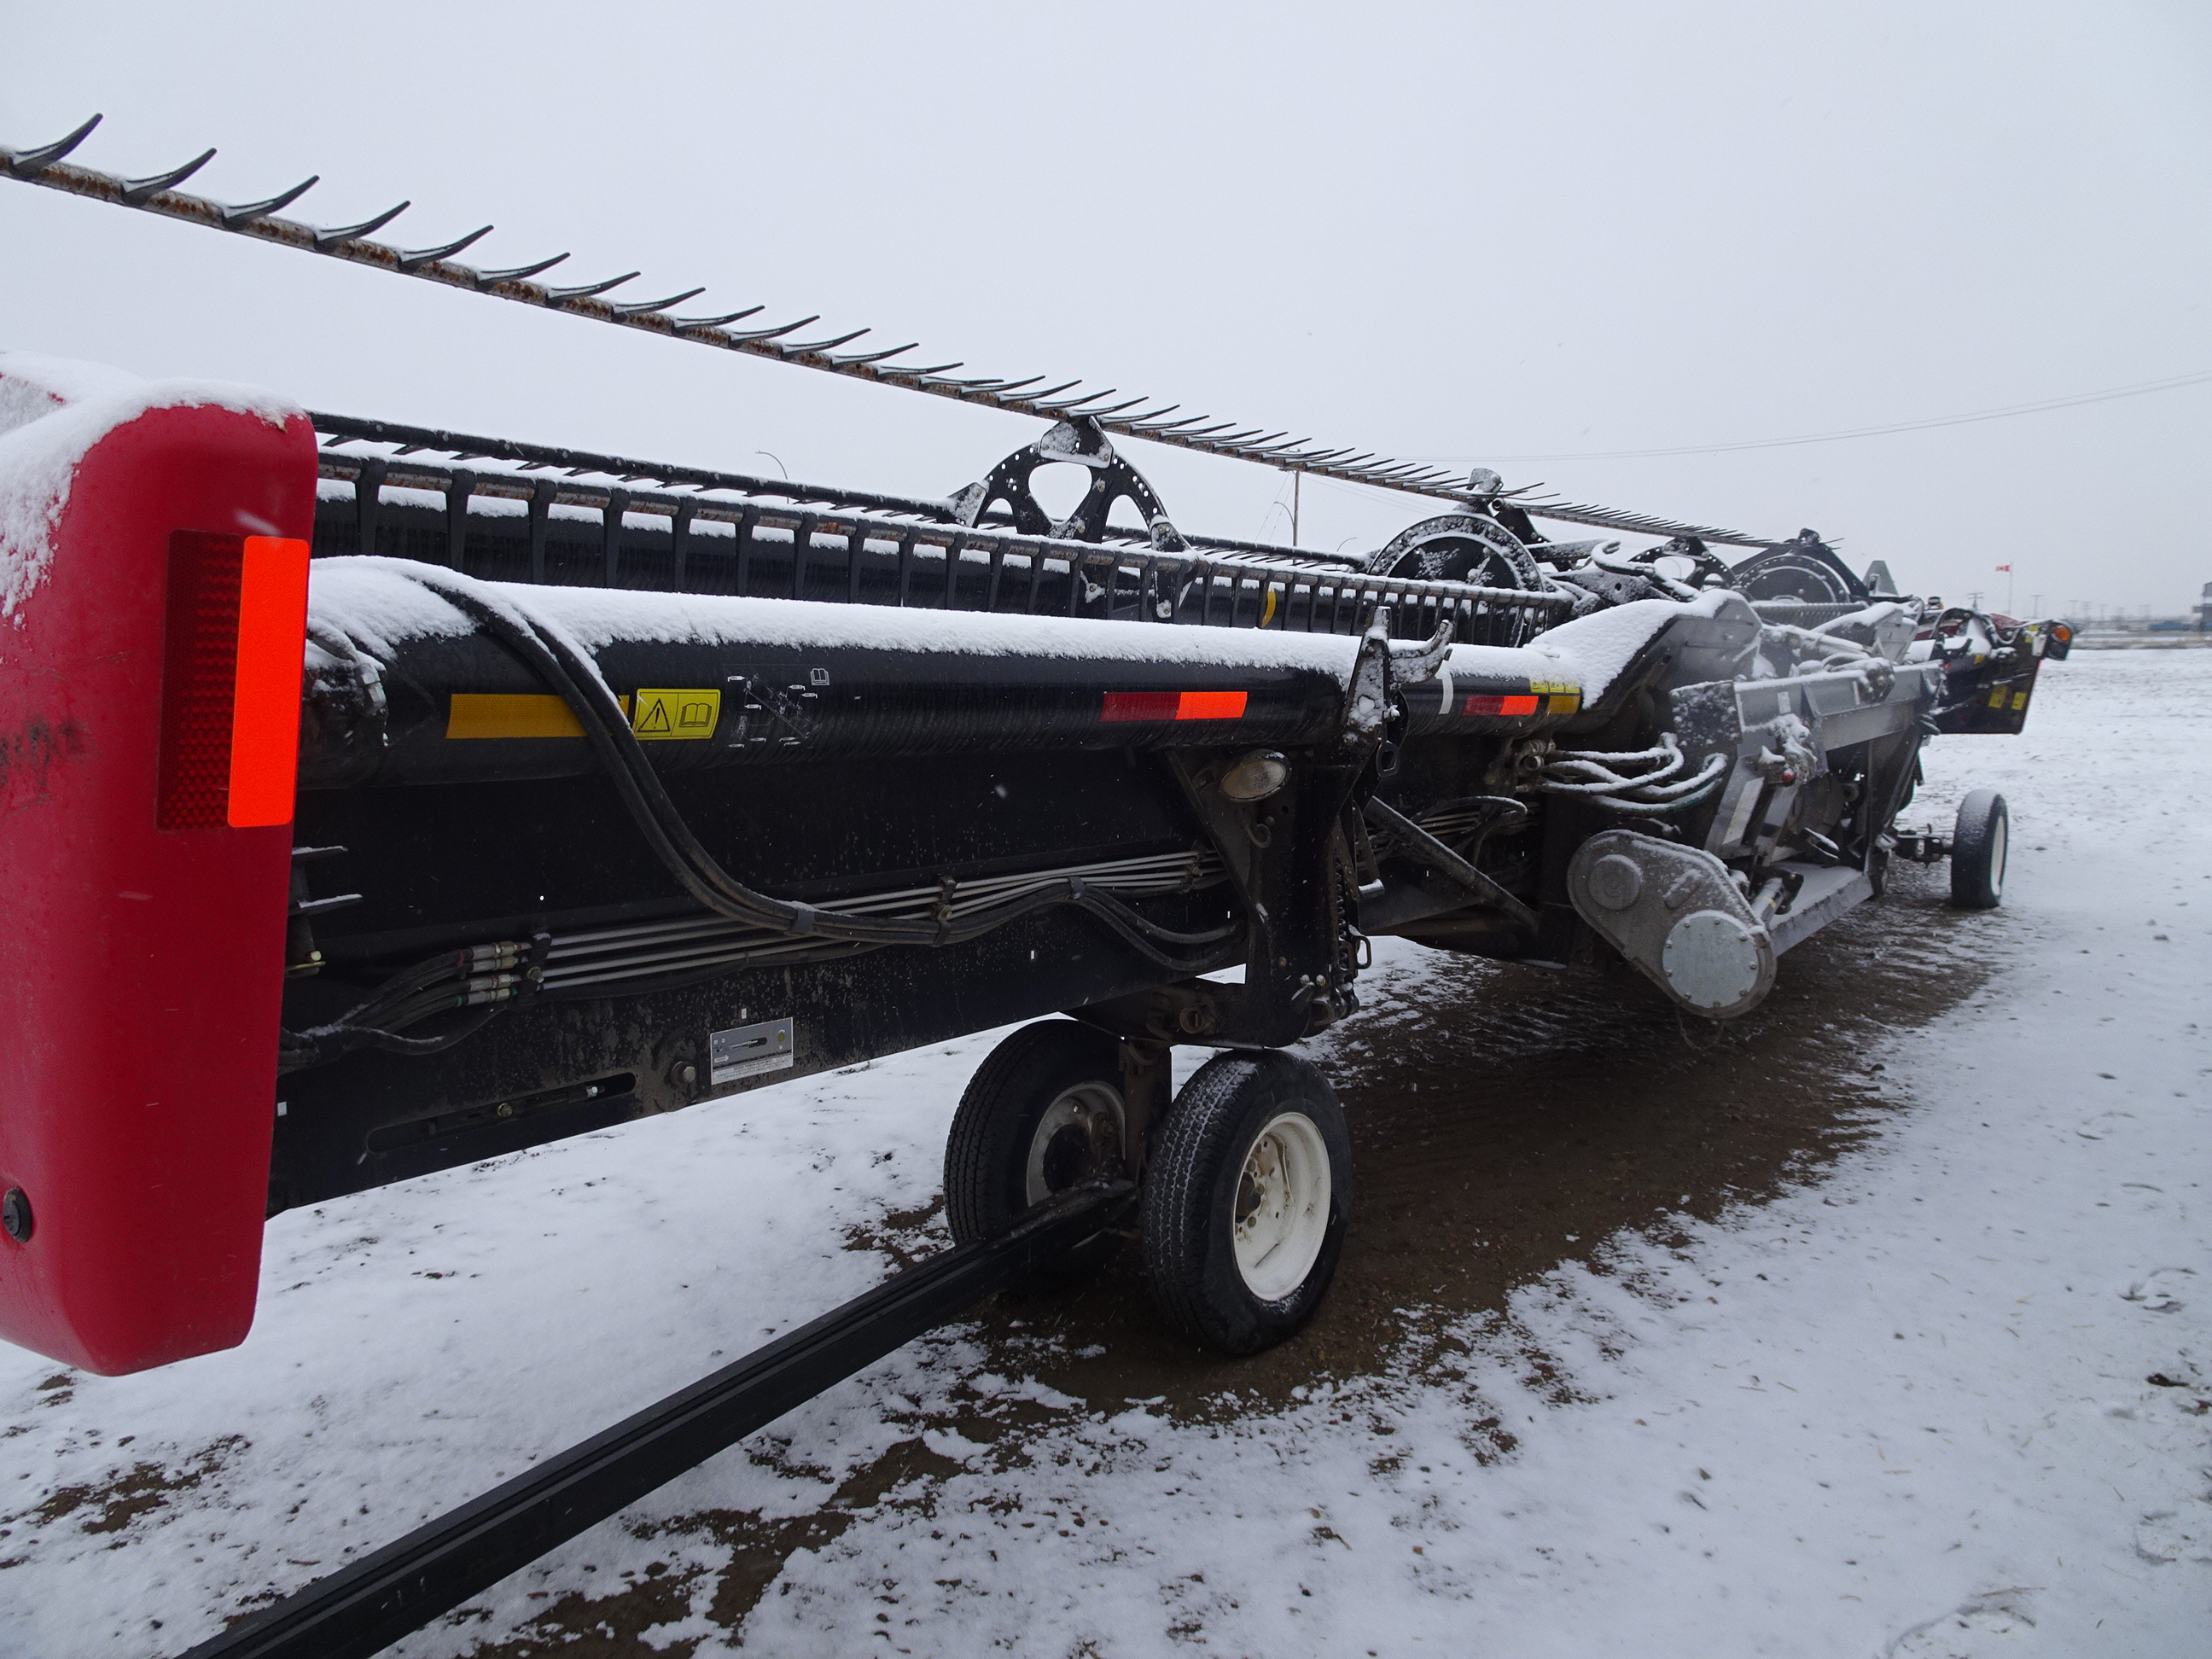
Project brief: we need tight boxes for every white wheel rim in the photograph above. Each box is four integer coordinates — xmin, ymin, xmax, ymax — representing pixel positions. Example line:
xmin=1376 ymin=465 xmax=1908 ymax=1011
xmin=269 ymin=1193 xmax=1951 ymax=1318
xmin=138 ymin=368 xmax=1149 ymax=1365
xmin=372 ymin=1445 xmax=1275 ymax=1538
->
xmin=1023 ymin=1081 xmax=1124 ymax=1205
xmin=1231 ymin=1111 xmax=1332 ymax=1302
xmin=1987 ymin=812 xmax=2007 ymax=899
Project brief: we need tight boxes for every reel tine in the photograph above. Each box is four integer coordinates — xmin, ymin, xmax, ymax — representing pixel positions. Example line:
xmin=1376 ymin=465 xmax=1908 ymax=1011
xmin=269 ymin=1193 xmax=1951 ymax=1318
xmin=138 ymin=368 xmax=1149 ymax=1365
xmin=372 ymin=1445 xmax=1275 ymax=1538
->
xmin=216 ymin=174 xmax=319 ymax=227
xmin=545 ymin=271 xmax=639 ymax=300
xmin=1035 ymin=387 xmax=1114 ymax=412
xmin=394 ymin=224 xmax=492 ymax=271
xmin=672 ymin=305 xmax=767 ymax=329
xmin=474 ymin=253 xmax=571 ymax=287
xmin=313 ymin=201 xmax=411 ymax=248
xmin=725 ymin=315 xmax=820 ymax=342
xmin=119 ymin=148 xmax=215 ymax=205
xmin=0 ymin=113 xmax=102 ymax=177
xmin=1003 ymin=380 xmax=1081 ymax=406
xmin=778 ymin=328 xmax=872 ymax=353
xmin=830 ymin=341 xmax=917 ymax=365
xmin=609 ymin=286 xmax=707 ymax=317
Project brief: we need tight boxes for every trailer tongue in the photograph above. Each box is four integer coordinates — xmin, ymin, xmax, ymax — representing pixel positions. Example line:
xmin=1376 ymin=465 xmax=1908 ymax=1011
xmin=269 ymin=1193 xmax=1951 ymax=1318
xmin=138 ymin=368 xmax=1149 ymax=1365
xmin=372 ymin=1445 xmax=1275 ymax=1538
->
xmin=0 ymin=117 xmax=2071 ymax=1658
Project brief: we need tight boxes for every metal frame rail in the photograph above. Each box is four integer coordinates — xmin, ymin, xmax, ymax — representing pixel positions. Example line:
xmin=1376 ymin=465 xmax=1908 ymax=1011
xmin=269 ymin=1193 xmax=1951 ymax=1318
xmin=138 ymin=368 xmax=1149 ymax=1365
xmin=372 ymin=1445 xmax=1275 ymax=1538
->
xmin=3 ymin=114 xmax=1777 ymax=547
xmin=312 ymin=422 xmax=1576 ymax=643
xmin=176 ymin=1181 xmax=1132 ymax=1659
xmin=312 ymin=410 xmax=1367 ymax=568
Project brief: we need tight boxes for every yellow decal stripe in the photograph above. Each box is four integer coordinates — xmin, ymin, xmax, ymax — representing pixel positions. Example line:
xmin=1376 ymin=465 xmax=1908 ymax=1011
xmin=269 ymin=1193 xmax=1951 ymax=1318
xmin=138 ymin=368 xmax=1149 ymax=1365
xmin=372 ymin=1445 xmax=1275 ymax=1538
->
xmin=449 ymin=693 xmax=586 ymax=740
xmin=446 ymin=693 xmax=634 ymax=739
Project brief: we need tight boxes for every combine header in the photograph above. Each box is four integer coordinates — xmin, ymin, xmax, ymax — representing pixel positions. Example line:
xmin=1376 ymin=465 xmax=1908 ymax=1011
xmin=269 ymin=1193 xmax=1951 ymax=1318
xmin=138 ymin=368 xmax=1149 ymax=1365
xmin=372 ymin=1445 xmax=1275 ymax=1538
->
xmin=0 ymin=117 xmax=2071 ymax=1657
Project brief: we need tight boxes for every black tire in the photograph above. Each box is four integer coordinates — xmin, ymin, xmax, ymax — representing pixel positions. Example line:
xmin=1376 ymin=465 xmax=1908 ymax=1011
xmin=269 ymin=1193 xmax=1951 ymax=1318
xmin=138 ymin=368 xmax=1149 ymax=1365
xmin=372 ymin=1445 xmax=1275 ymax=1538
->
xmin=944 ymin=1021 xmax=1127 ymax=1287
xmin=1140 ymin=1051 xmax=1353 ymax=1354
xmin=1950 ymin=789 xmax=2009 ymax=910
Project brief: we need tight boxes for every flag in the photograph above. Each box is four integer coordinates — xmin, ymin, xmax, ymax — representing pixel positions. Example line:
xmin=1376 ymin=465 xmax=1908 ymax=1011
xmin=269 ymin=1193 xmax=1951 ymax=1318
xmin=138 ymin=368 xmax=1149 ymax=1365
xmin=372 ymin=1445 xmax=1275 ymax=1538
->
xmin=1994 ymin=563 xmax=2012 ymax=572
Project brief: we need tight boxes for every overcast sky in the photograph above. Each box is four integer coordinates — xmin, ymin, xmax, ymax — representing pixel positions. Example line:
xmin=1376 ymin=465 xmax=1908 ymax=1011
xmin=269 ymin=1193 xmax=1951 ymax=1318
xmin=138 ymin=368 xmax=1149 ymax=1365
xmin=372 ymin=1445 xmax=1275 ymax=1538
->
xmin=4 ymin=1 xmax=2208 ymax=615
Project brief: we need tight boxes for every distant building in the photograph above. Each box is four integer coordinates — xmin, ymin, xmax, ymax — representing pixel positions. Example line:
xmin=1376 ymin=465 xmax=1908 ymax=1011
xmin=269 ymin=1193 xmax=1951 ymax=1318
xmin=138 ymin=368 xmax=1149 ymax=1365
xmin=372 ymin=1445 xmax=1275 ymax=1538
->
xmin=2198 ymin=581 xmax=2212 ymax=632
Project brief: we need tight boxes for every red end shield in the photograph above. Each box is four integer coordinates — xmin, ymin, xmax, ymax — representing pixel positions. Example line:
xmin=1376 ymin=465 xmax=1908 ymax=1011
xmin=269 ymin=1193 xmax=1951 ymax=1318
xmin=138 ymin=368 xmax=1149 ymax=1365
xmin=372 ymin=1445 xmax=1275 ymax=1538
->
xmin=0 ymin=388 xmax=313 ymax=1374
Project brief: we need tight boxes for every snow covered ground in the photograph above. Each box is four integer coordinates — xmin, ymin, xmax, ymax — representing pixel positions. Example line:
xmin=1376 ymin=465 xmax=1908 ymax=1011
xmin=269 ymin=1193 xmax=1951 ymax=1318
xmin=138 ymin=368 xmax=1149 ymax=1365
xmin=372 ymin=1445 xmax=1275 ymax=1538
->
xmin=2 ymin=650 xmax=2206 ymax=1657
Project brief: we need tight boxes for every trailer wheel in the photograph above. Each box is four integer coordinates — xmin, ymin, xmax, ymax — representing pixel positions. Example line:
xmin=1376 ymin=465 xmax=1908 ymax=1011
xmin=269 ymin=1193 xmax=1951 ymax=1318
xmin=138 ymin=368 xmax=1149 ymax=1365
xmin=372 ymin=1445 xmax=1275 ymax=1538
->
xmin=1141 ymin=1051 xmax=1351 ymax=1354
xmin=944 ymin=1021 xmax=1127 ymax=1286
xmin=1949 ymin=789 xmax=2009 ymax=910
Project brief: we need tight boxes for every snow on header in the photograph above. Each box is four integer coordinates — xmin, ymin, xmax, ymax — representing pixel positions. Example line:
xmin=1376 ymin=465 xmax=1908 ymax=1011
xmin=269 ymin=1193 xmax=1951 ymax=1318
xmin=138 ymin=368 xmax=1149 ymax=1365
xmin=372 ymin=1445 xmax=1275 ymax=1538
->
xmin=1519 ymin=589 xmax=1743 ymax=705
xmin=0 ymin=352 xmax=299 ymax=621
xmin=311 ymin=557 xmax=1382 ymax=678
xmin=311 ymin=556 xmax=1707 ymax=696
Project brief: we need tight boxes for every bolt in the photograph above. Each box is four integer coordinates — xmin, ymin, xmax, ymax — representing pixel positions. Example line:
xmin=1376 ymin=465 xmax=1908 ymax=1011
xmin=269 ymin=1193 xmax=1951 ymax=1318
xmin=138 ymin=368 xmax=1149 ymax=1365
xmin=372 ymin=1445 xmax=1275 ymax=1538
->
xmin=2 ymin=1187 xmax=31 ymax=1244
xmin=679 ymin=1063 xmax=698 ymax=1086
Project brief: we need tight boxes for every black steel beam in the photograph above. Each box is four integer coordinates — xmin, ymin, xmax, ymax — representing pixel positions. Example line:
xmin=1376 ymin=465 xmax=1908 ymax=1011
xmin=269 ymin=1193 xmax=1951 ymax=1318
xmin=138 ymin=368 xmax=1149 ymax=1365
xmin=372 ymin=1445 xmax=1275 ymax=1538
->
xmin=172 ymin=1180 xmax=1133 ymax=1659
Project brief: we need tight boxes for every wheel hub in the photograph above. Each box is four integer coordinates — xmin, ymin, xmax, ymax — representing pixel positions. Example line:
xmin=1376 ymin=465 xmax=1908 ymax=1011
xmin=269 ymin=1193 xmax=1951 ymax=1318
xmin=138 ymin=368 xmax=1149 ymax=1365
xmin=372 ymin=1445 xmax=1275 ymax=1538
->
xmin=1230 ymin=1112 xmax=1331 ymax=1302
xmin=1024 ymin=1082 xmax=1126 ymax=1205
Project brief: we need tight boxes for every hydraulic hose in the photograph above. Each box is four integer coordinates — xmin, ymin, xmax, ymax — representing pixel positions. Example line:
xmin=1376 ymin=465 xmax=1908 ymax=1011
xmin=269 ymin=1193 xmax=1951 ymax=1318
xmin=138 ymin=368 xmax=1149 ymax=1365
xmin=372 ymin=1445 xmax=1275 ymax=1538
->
xmin=340 ymin=564 xmax=1243 ymax=971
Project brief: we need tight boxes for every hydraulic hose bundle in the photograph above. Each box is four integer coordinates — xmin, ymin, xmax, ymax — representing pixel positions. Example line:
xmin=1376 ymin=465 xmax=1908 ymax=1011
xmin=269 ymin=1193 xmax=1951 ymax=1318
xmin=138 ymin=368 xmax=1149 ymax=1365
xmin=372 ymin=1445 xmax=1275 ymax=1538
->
xmin=279 ymin=565 xmax=1250 ymax=1071
xmin=1538 ymin=733 xmax=1730 ymax=815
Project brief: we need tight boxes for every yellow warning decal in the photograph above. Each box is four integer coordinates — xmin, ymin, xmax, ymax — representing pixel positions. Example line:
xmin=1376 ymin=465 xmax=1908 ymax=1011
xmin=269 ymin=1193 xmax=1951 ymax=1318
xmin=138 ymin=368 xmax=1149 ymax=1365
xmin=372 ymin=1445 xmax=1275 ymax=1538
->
xmin=2011 ymin=690 xmax=2029 ymax=711
xmin=631 ymin=688 xmax=723 ymax=741
xmin=1988 ymin=686 xmax=2007 ymax=708
xmin=1546 ymin=693 xmax=1583 ymax=715
xmin=1528 ymin=680 xmax=1580 ymax=697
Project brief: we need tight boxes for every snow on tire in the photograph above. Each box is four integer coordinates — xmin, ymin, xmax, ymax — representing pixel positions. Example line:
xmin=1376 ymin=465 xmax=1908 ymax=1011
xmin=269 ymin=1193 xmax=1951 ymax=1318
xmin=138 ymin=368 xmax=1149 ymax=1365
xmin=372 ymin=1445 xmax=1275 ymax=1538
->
xmin=1140 ymin=1050 xmax=1352 ymax=1354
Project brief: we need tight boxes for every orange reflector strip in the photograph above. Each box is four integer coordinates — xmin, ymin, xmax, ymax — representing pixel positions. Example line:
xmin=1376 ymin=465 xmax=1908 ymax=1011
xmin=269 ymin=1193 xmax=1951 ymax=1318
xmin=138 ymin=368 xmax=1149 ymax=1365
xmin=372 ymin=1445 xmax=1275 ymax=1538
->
xmin=1101 ymin=690 xmax=1249 ymax=723
xmin=224 ymin=537 xmax=311 ymax=828
xmin=1175 ymin=690 xmax=1247 ymax=720
xmin=1463 ymin=693 xmax=1540 ymax=717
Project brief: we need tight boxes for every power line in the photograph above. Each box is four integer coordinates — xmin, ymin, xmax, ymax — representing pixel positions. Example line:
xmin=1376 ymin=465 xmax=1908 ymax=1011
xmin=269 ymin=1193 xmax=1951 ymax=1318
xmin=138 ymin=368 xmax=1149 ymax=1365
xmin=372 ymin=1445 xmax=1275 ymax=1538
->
xmin=1421 ymin=366 xmax=2212 ymax=463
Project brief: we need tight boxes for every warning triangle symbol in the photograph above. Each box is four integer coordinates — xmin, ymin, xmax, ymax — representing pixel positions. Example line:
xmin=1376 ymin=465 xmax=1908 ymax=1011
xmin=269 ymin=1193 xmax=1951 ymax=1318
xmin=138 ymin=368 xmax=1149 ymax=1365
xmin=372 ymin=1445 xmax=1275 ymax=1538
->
xmin=637 ymin=696 xmax=672 ymax=733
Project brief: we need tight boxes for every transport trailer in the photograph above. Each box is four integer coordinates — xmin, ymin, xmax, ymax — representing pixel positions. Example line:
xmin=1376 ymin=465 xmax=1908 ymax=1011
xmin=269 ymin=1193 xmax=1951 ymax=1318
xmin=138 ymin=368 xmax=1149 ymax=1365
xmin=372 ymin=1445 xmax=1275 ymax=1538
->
xmin=0 ymin=116 xmax=2074 ymax=1658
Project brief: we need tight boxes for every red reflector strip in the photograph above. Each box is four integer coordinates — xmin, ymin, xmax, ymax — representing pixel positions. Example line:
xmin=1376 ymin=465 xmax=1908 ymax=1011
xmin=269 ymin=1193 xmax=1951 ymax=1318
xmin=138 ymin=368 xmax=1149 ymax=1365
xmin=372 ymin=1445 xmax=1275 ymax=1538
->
xmin=1101 ymin=691 xmax=1180 ymax=723
xmin=159 ymin=532 xmax=310 ymax=830
xmin=226 ymin=537 xmax=311 ymax=827
xmin=1100 ymin=690 xmax=1249 ymax=723
xmin=1463 ymin=693 xmax=1540 ymax=717
xmin=158 ymin=532 xmax=246 ymax=830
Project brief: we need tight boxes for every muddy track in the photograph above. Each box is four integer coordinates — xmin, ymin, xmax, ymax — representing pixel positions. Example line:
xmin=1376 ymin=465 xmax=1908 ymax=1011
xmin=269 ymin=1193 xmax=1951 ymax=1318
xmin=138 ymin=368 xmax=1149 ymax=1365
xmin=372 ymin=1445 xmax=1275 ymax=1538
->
xmin=469 ymin=861 xmax=2002 ymax=1654
xmin=959 ymin=859 xmax=1990 ymax=1406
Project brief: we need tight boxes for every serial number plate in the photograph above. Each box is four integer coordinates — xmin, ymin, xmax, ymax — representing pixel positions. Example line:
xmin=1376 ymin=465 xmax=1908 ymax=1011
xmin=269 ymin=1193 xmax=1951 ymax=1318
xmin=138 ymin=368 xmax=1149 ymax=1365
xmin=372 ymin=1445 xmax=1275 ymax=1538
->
xmin=710 ymin=1017 xmax=795 ymax=1085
